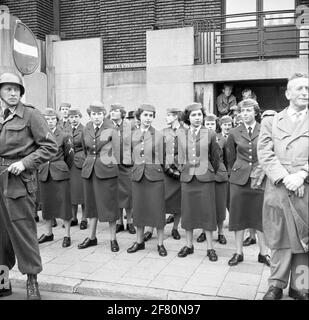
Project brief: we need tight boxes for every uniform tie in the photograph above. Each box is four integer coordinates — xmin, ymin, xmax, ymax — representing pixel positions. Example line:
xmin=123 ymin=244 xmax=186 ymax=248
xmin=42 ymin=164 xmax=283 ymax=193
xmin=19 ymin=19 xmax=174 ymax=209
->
xmin=95 ymin=126 xmax=99 ymax=136
xmin=248 ymin=126 xmax=252 ymax=138
xmin=72 ymin=126 xmax=76 ymax=135
xmin=3 ymin=108 xmax=11 ymax=120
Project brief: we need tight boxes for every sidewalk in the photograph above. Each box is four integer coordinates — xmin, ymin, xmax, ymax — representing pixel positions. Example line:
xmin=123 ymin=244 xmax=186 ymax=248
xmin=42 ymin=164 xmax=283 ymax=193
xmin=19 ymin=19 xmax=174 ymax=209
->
xmin=9 ymin=212 xmax=286 ymax=300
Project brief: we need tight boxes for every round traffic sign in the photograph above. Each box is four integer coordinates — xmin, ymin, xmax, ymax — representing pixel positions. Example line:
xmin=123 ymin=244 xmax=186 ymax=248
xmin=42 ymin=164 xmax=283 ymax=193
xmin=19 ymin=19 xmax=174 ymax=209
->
xmin=12 ymin=21 xmax=39 ymax=75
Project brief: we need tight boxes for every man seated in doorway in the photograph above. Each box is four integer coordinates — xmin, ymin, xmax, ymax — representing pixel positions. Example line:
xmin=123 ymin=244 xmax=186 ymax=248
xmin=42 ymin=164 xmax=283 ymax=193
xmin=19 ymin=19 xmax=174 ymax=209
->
xmin=217 ymin=84 xmax=237 ymax=117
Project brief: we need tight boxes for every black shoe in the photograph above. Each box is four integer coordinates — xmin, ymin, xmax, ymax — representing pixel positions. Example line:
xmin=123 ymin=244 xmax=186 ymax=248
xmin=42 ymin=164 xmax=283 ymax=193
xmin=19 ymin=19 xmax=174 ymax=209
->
xmin=207 ymin=249 xmax=218 ymax=262
xmin=197 ymin=232 xmax=206 ymax=243
xmin=243 ymin=237 xmax=256 ymax=246
xmin=171 ymin=229 xmax=181 ymax=240
xmin=34 ymin=216 xmax=39 ymax=223
xmin=78 ymin=237 xmax=97 ymax=249
xmin=166 ymin=215 xmax=174 ymax=224
xmin=288 ymin=287 xmax=309 ymax=300
xmin=127 ymin=223 xmax=136 ymax=234
xmin=217 ymin=234 xmax=227 ymax=245
xmin=178 ymin=245 xmax=194 ymax=258
xmin=26 ymin=275 xmax=41 ymax=300
xmin=263 ymin=286 xmax=283 ymax=300
xmin=62 ymin=236 xmax=71 ymax=248
xmin=38 ymin=233 xmax=54 ymax=244
xmin=228 ymin=253 xmax=244 ymax=266
xmin=127 ymin=242 xmax=145 ymax=253
xmin=80 ymin=220 xmax=88 ymax=230
xmin=258 ymin=253 xmax=271 ymax=267
xmin=52 ymin=219 xmax=57 ymax=228
xmin=0 ymin=281 xmax=12 ymax=297
xmin=143 ymin=231 xmax=153 ymax=242
xmin=70 ymin=219 xmax=78 ymax=227
xmin=157 ymin=245 xmax=167 ymax=257
xmin=116 ymin=224 xmax=125 ymax=233
xmin=111 ymin=240 xmax=119 ymax=252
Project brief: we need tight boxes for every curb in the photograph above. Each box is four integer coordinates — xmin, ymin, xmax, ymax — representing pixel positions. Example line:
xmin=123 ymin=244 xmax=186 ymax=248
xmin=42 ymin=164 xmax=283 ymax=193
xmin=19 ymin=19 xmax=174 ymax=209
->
xmin=10 ymin=271 xmax=230 ymax=300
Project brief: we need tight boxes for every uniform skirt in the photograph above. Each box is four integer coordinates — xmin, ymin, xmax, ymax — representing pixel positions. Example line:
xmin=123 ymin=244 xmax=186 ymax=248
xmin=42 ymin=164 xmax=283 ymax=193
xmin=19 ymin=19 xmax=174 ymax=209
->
xmin=229 ymin=179 xmax=264 ymax=232
xmin=83 ymin=172 xmax=119 ymax=223
xmin=215 ymin=181 xmax=227 ymax=225
xmin=40 ymin=176 xmax=72 ymax=220
xmin=70 ymin=164 xmax=84 ymax=205
xmin=181 ymin=177 xmax=216 ymax=231
xmin=118 ymin=164 xmax=132 ymax=209
xmin=132 ymin=176 xmax=165 ymax=229
xmin=164 ymin=174 xmax=181 ymax=215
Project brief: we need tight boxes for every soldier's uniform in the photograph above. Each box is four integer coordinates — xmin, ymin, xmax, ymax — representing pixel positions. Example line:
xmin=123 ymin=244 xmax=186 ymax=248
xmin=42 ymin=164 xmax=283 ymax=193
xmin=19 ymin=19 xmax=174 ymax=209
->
xmin=0 ymin=102 xmax=58 ymax=275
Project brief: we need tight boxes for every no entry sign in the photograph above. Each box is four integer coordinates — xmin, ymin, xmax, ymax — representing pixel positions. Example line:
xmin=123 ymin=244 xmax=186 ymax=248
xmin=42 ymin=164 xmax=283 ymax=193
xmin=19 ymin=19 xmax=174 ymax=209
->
xmin=13 ymin=21 xmax=39 ymax=75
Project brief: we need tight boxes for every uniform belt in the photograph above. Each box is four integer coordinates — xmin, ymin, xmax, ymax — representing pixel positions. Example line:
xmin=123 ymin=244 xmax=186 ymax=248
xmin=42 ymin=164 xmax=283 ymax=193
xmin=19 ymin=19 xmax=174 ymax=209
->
xmin=0 ymin=157 xmax=22 ymax=166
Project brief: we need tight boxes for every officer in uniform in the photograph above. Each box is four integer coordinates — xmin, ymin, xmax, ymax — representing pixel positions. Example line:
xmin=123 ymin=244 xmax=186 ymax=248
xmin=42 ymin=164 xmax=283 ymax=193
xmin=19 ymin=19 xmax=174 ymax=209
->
xmin=0 ymin=72 xmax=58 ymax=300
xmin=58 ymin=102 xmax=72 ymax=133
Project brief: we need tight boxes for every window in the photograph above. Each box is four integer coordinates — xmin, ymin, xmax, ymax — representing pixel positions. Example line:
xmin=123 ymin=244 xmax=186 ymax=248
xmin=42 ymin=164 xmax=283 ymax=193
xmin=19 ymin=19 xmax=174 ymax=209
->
xmin=263 ymin=0 xmax=295 ymax=26
xmin=225 ymin=0 xmax=257 ymax=29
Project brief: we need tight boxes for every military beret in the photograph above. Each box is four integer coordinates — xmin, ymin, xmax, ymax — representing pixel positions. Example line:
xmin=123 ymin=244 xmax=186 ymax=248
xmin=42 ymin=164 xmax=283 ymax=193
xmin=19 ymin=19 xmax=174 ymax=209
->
xmin=205 ymin=113 xmax=218 ymax=122
xmin=261 ymin=109 xmax=277 ymax=119
xmin=59 ymin=102 xmax=71 ymax=110
xmin=185 ymin=102 xmax=203 ymax=112
xmin=166 ymin=107 xmax=182 ymax=113
xmin=68 ymin=108 xmax=82 ymax=118
xmin=126 ymin=110 xmax=136 ymax=119
xmin=219 ymin=115 xmax=233 ymax=125
xmin=110 ymin=103 xmax=125 ymax=111
xmin=43 ymin=108 xmax=60 ymax=120
xmin=87 ymin=101 xmax=106 ymax=115
xmin=139 ymin=104 xmax=156 ymax=113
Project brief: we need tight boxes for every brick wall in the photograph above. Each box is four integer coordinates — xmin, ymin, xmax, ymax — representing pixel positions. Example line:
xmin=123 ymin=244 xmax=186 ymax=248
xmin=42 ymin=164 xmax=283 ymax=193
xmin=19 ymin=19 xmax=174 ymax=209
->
xmin=1 ymin=0 xmax=54 ymax=40
xmin=59 ymin=0 xmax=100 ymax=39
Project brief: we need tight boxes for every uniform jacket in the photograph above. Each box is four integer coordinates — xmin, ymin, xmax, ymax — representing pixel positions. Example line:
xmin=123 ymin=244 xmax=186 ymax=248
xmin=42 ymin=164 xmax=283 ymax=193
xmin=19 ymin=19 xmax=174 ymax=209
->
xmin=0 ymin=102 xmax=58 ymax=199
xmin=81 ymin=119 xmax=119 ymax=179
xmin=71 ymin=123 xmax=85 ymax=169
xmin=57 ymin=119 xmax=71 ymax=134
xmin=113 ymin=119 xmax=134 ymax=167
xmin=38 ymin=128 xmax=74 ymax=182
xmin=226 ymin=122 xmax=261 ymax=186
xmin=131 ymin=126 xmax=164 ymax=182
xmin=258 ymin=109 xmax=308 ymax=252
xmin=215 ymin=132 xmax=228 ymax=182
xmin=178 ymin=126 xmax=220 ymax=183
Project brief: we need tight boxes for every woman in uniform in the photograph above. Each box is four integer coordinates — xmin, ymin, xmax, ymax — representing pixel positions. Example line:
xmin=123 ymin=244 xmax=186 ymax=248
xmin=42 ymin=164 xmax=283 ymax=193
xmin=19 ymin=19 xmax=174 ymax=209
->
xmin=38 ymin=108 xmax=74 ymax=248
xmin=226 ymin=98 xmax=270 ymax=266
xmin=77 ymin=102 xmax=120 ymax=252
xmin=127 ymin=104 xmax=167 ymax=256
xmin=109 ymin=103 xmax=136 ymax=235
xmin=68 ymin=108 xmax=87 ymax=229
xmin=177 ymin=103 xmax=220 ymax=261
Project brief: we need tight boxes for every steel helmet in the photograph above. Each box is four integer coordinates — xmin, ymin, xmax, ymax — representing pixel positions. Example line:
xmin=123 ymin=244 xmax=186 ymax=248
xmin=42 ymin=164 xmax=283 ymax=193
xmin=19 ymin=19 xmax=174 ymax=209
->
xmin=0 ymin=72 xmax=25 ymax=96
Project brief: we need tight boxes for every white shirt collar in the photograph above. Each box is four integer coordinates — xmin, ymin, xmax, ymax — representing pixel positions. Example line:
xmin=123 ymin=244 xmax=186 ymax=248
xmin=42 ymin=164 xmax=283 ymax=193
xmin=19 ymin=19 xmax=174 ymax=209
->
xmin=244 ymin=121 xmax=256 ymax=133
xmin=93 ymin=122 xmax=103 ymax=130
xmin=190 ymin=125 xmax=201 ymax=134
xmin=287 ymin=106 xmax=307 ymax=121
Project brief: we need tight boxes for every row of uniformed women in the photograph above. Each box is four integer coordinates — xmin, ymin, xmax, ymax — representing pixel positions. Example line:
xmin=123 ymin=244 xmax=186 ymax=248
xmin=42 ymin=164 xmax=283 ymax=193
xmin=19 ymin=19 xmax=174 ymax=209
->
xmin=37 ymin=99 xmax=270 ymax=265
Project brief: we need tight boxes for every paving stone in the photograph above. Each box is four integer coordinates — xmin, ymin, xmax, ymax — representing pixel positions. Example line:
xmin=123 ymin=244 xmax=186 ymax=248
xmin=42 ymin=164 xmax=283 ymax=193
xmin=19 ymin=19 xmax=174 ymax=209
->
xmin=224 ymin=271 xmax=261 ymax=286
xmin=149 ymin=274 xmax=188 ymax=291
xmin=218 ymin=282 xmax=258 ymax=300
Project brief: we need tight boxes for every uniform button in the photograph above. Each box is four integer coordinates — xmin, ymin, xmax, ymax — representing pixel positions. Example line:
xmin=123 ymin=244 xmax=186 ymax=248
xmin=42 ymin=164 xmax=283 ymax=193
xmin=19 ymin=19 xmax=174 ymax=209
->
xmin=249 ymin=149 xmax=252 ymax=152
xmin=249 ymin=156 xmax=252 ymax=159
xmin=193 ymin=154 xmax=195 ymax=157
xmin=142 ymin=160 xmax=145 ymax=163
xmin=249 ymin=142 xmax=252 ymax=145
xmin=249 ymin=162 xmax=252 ymax=166
xmin=192 ymin=148 xmax=195 ymax=151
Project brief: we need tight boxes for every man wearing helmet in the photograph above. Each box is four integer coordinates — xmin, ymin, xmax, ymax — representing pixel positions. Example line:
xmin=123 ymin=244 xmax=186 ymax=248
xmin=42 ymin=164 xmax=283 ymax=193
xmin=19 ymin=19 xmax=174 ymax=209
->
xmin=0 ymin=72 xmax=58 ymax=300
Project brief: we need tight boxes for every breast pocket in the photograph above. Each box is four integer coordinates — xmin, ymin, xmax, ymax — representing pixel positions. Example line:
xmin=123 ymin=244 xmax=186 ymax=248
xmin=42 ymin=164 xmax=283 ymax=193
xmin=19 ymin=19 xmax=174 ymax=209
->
xmin=5 ymin=123 xmax=28 ymax=148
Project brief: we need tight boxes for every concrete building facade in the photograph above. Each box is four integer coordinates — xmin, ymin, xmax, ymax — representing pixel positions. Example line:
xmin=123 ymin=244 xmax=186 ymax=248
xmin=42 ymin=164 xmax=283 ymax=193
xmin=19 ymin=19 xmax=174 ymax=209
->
xmin=1 ymin=0 xmax=308 ymax=127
